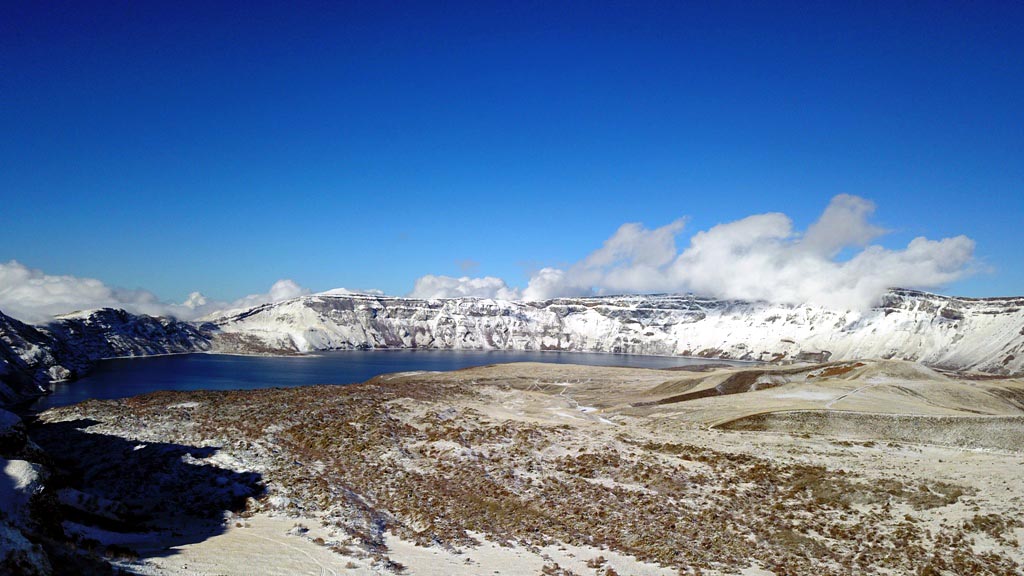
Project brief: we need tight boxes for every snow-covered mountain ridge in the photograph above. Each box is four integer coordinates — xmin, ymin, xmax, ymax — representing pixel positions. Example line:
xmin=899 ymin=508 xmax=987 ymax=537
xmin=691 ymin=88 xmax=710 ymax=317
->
xmin=0 ymin=308 xmax=210 ymax=403
xmin=2 ymin=288 xmax=1022 ymax=404
xmin=206 ymin=289 xmax=1024 ymax=375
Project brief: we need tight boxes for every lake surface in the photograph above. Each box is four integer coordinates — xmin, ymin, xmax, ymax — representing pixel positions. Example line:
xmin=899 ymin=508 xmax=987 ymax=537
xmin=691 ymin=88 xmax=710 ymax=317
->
xmin=30 ymin=349 xmax=748 ymax=411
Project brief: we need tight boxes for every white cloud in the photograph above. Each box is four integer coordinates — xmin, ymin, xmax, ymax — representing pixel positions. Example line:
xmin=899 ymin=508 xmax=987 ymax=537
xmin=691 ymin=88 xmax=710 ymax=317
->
xmin=1 ymin=195 xmax=979 ymax=322
xmin=182 ymin=291 xmax=208 ymax=309
xmin=212 ymin=279 xmax=312 ymax=314
xmin=409 ymin=275 xmax=521 ymax=300
xmin=0 ymin=260 xmax=313 ymax=324
xmin=318 ymin=287 xmax=386 ymax=297
xmin=0 ymin=261 xmax=161 ymax=323
xmin=519 ymin=194 xmax=976 ymax=309
xmin=801 ymin=193 xmax=886 ymax=256
xmin=522 ymin=219 xmax=686 ymax=300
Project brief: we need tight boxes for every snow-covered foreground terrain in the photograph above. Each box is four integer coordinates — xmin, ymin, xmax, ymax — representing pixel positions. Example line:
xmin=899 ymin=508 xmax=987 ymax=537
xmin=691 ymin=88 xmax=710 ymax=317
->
xmin=206 ymin=289 xmax=1024 ymax=374
xmin=22 ymin=360 xmax=1024 ymax=575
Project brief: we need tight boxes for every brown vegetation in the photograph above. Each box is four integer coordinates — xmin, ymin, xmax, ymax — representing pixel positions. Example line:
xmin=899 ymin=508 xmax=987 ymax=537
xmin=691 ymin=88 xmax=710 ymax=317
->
xmin=38 ymin=365 xmax=1024 ymax=575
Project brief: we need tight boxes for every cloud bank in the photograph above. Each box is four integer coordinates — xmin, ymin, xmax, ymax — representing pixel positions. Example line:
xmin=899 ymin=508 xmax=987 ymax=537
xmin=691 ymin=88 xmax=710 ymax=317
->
xmin=414 ymin=195 xmax=976 ymax=310
xmin=0 ymin=195 xmax=978 ymax=322
xmin=410 ymin=275 xmax=520 ymax=300
xmin=0 ymin=260 xmax=312 ymax=324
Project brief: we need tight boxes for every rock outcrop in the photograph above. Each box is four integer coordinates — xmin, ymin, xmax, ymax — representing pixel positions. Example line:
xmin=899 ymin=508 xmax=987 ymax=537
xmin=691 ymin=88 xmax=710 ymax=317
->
xmin=0 ymin=309 xmax=210 ymax=404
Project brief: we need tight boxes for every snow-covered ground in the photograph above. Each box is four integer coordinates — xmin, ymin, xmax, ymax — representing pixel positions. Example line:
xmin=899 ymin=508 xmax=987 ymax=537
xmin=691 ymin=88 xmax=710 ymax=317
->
xmin=31 ymin=360 xmax=1024 ymax=575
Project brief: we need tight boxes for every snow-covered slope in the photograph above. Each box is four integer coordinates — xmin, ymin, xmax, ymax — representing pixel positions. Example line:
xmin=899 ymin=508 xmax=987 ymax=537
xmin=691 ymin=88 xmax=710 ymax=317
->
xmin=47 ymin=308 xmax=212 ymax=360
xmin=0 ymin=309 xmax=211 ymax=403
xmin=0 ymin=311 xmax=85 ymax=403
xmin=207 ymin=289 xmax=1024 ymax=375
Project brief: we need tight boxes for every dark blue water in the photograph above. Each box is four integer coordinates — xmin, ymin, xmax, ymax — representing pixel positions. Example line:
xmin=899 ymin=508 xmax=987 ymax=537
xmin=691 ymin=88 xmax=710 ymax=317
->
xmin=30 ymin=350 xmax=747 ymax=411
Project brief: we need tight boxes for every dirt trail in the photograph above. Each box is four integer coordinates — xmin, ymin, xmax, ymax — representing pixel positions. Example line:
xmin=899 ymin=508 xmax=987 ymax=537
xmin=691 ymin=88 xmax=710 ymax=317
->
xmin=824 ymin=381 xmax=881 ymax=408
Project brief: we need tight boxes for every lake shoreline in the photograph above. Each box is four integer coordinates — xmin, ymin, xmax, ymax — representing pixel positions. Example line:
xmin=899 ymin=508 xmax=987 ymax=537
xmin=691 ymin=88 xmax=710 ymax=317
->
xmin=27 ymin=348 xmax=753 ymax=413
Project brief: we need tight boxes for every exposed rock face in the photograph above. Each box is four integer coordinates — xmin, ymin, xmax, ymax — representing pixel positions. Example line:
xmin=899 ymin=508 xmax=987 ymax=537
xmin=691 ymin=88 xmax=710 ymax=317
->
xmin=206 ymin=289 xmax=1024 ymax=375
xmin=0 ymin=311 xmax=85 ymax=404
xmin=0 ymin=309 xmax=211 ymax=404
xmin=0 ymin=409 xmax=28 ymax=455
xmin=46 ymin=308 xmax=212 ymax=361
xmin=0 ymin=406 xmax=53 ymax=576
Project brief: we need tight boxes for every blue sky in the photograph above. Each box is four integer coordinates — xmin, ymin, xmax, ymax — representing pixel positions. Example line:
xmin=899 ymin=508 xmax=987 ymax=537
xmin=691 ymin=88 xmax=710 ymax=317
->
xmin=2 ymin=1 xmax=1021 ymax=305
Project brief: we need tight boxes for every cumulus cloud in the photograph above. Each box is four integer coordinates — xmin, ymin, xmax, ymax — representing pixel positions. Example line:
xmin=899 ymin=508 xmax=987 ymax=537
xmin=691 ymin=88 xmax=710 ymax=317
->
xmin=516 ymin=194 xmax=975 ymax=309
xmin=0 ymin=260 xmax=313 ymax=324
xmin=0 ymin=261 xmax=163 ymax=323
xmin=209 ymin=279 xmax=312 ymax=314
xmin=409 ymin=274 xmax=521 ymax=300
xmin=521 ymin=219 xmax=687 ymax=300
xmin=801 ymin=193 xmax=887 ymax=256
xmin=1 ymin=195 xmax=979 ymax=321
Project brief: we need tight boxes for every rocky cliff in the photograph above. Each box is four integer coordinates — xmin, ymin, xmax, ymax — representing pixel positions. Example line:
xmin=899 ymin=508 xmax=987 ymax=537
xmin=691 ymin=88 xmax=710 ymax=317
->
xmin=206 ymin=289 xmax=1024 ymax=375
xmin=0 ymin=309 xmax=211 ymax=404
